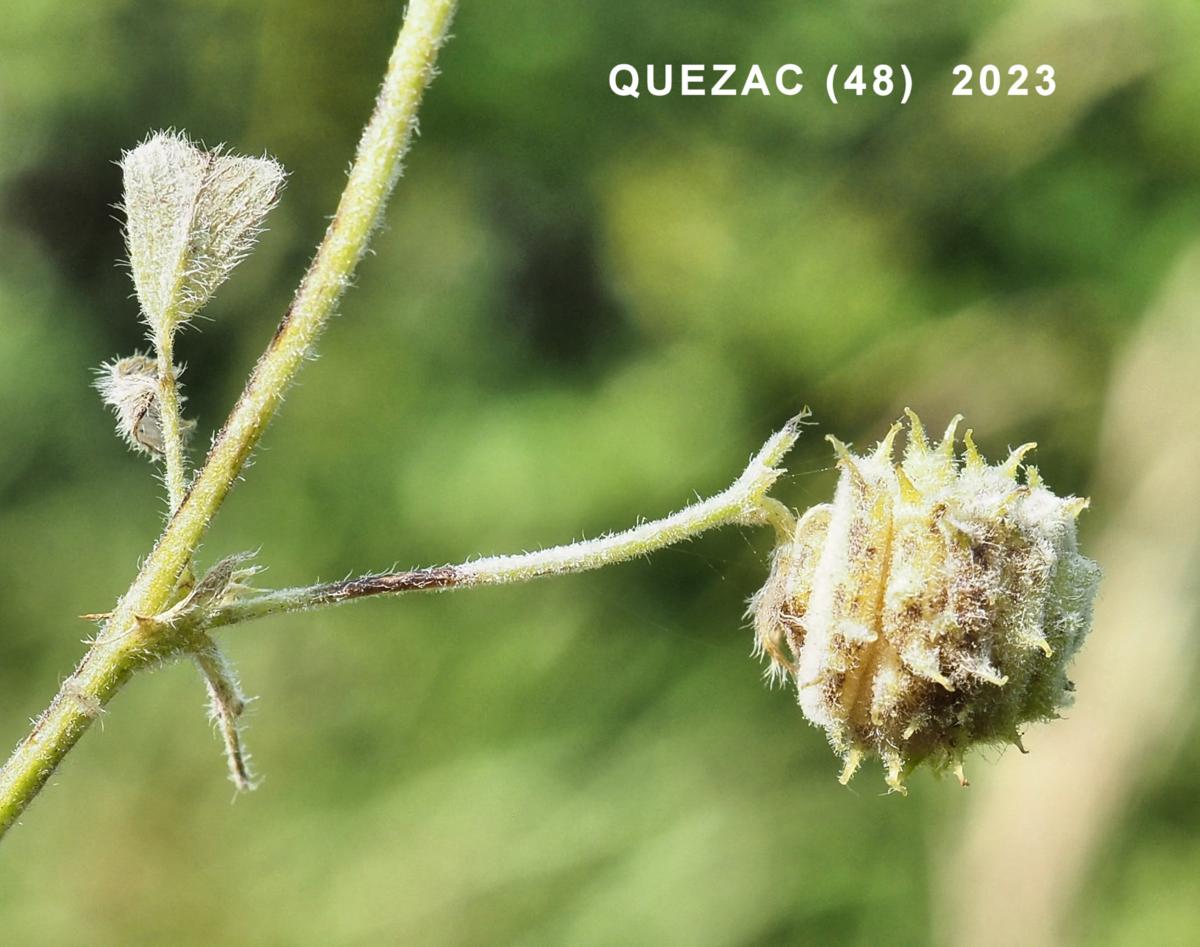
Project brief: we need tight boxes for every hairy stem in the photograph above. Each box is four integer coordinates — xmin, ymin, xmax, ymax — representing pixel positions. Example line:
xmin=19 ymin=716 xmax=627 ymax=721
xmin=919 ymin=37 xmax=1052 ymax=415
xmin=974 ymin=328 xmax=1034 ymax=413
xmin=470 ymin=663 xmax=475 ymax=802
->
xmin=210 ymin=418 xmax=803 ymax=629
xmin=155 ymin=333 xmax=189 ymax=512
xmin=0 ymin=632 xmax=157 ymax=837
xmin=0 ymin=0 xmax=457 ymax=840
xmin=193 ymin=639 xmax=253 ymax=791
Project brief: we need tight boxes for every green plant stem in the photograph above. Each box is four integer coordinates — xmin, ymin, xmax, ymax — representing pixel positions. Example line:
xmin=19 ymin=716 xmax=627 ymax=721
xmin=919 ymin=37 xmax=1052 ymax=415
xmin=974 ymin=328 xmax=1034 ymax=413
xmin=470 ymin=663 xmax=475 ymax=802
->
xmin=208 ymin=419 xmax=803 ymax=629
xmin=0 ymin=0 xmax=457 ymax=840
xmin=155 ymin=332 xmax=189 ymax=512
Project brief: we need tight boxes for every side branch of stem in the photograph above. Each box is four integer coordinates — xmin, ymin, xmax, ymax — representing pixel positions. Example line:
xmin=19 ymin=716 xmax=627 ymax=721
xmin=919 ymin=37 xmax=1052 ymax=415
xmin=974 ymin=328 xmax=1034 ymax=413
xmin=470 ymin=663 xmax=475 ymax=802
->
xmin=209 ymin=416 xmax=804 ymax=630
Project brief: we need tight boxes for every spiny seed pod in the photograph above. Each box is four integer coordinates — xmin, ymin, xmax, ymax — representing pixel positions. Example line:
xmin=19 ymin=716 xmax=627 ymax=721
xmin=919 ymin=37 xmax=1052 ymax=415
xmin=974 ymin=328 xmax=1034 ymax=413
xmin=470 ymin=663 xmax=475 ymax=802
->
xmin=752 ymin=411 xmax=1100 ymax=793
xmin=95 ymin=354 xmax=195 ymax=458
xmin=120 ymin=130 xmax=285 ymax=336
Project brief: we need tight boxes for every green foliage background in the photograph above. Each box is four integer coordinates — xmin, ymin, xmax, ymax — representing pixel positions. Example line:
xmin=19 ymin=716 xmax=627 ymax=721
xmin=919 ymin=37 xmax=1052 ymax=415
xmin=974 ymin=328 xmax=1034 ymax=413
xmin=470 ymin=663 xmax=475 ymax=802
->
xmin=1 ymin=1 xmax=1198 ymax=944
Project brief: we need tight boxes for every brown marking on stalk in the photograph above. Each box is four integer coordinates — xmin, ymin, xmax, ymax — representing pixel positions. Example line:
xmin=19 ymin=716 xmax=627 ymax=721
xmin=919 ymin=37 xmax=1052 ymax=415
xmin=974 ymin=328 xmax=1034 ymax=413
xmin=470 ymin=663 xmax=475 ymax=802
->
xmin=269 ymin=303 xmax=296 ymax=346
xmin=314 ymin=566 xmax=462 ymax=605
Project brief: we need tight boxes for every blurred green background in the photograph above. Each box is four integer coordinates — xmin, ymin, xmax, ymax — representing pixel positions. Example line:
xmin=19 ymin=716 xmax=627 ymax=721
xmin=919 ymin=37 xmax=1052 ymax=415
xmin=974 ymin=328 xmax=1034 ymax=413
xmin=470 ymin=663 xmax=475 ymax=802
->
xmin=2 ymin=1 xmax=1199 ymax=944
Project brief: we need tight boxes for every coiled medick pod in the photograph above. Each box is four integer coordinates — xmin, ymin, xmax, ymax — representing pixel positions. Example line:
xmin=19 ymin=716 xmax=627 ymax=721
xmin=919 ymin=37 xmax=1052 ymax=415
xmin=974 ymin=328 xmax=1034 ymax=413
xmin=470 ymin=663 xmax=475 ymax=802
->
xmin=752 ymin=411 xmax=1100 ymax=793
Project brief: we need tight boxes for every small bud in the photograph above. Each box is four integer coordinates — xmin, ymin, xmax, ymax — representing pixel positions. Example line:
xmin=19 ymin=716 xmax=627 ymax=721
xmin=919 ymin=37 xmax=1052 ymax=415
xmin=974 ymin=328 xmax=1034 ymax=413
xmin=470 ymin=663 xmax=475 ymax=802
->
xmin=155 ymin=552 xmax=263 ymax=628
xmin=120 ymin=130 xmax=285 ymax=335
xmin=187 ymin=552 xmax=263 ymax=612
xmin=95 ymin=354 xmax=195 ymax=458
xmin=752 ymin=412 xmax=1100 ymax=792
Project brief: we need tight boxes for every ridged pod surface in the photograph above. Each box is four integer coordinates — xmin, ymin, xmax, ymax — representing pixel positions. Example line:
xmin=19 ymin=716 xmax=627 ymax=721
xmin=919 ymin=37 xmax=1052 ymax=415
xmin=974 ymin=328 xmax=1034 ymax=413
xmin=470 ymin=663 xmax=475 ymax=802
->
xmin=752 ymin=412 xmax=1100 ymax=792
